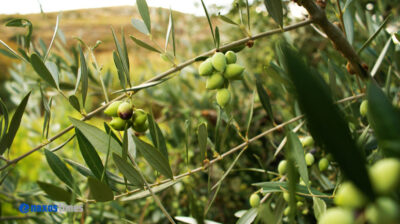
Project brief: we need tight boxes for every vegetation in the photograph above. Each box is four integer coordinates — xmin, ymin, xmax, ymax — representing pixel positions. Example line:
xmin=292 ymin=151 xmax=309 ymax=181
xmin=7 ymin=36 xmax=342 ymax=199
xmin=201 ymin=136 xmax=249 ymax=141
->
xmin=0 ymin=0 xmax=399 ymax=223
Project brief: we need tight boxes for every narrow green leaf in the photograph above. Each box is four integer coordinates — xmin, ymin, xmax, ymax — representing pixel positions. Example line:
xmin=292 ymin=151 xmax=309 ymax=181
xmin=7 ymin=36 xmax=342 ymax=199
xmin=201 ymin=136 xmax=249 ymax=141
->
xmin=200 ymin=0 xmax=216 ymax=46
xmin=113 ymin=51 xmax=126 ymax=89
xmin=65 ymin=159 xmax=129 ymax=185
xmin=78 ymin=45 xmax=88 ymax=107
xmin=246 ymin=0 xmax=250 ymax=30
xmin=129 ymin=36 xmax=160 ymax=53
xmin=44 ymin=149 xmax=80 ymax=194
xmin=45 ymin=61 xmax=60 ymax=90
xmin=131 ymin=18 xmax=149 ymax=35
xmin=111 ymin=28 xmax=130 ymax=85
xmin=0 ymin=92 xmax=31 ymax=155
xmin=313 ymin=197 xmax=327 ymax=221
xmin=68 ymin=95 xmax=80 ymax=112
xmin=30 ymin=53 xmax=58 ymax=88
xmin=0 ymin=98 xmax=9 ymax=141
xmin=0 ymin=40 xmax=26 ymax=62
xmin=121 ymin=29 xmax=131 ymax=86
xmin=112 ymin=153 xmax=143 ymax=187
xmin=37 ymin=181 xmax=72 ymax=203
xmin=76 ymin=129 xmax=105 ymax=180
xmin=367 ymin=82 xmax=400 ymax=158
xmin=371 ymin=38 xmax=392 ymax=77
xmin=343 ymin=0 xmax=354 ymax=11
xmin=44 ymin=15 xmax=60 ymax=60
xmin=357 ymin=16 xmax=390 ymax=54
xmin=6 ymin=18 xmax=32 ymax=49
xmin=121 ymin=180 xmax=179 ymax=201
xmin=132 ymin=135 xmax=173 ymax=178
xmin=245 ymin=91 xmax=255 ymax=136
xmin=278 ymin=42 xmax=374 ymax=199
xmin=136 ymin=0 xmax=151 ymax=33
xmin=287 ymin=131 xmax=309 ymax=185
xmin=147 ymin=114 xmax=168 ymax=160
xmin=343 ymin=5 xmax=354 ymax=45
xmin=263 ymin=0 xmax=283 ymax=27
xmin=218 ymin=14 xmax=238 ymax=26
xmin=104 ymin=122 xmax=123 ymax=146
xmin=256 ymin=78 xmax=274 ymax=123
xmin=236 ymin=208 xmax=257 ymax=224
xmin=69 ymin=118 xmax=122 ymax=155
xmin=165 ymin=9 xmax=176 ymax=56
xmin=215 ymin=26 xmax=220 ymax=49
xmin=87 ymin=177 xmax=114 ymax=202
xmin=253 ymin=182 xmax=328 ymax=198
xmin=0 ymin=48 xmax=18 ymax=59
xmin=198 ymin=123 xmax=208 ymax=162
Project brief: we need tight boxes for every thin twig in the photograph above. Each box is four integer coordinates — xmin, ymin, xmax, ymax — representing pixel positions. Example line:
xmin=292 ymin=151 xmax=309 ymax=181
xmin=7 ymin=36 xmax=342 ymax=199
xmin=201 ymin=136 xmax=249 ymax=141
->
xmin=0 ymin=19 xmax=312 ymax=172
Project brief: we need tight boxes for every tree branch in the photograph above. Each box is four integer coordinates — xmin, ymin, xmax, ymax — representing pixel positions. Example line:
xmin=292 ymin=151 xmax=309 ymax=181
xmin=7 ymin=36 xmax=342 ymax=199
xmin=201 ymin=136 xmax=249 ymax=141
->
xmin=298 ymin=0 xmax=369 ymax=78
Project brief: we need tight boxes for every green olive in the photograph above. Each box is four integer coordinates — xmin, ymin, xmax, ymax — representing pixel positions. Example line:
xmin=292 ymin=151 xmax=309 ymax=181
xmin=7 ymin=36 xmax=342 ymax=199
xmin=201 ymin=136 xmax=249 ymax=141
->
xmin=133 ymin=120 xmax=148 ymax=133
xmin=223 ymin=64 xmax=245 ymax=80
xmin=211 ymin=52 xmax=227 ymax=72
xmin=104 ymin=101 xmax=122 ymax=117
xmin=249 ymin=193 xmax=260 ymax=208
xmin=278 ymin=160 xmax=287 ymax=175
xmin=206 ymin=72 xmax=225 ymax=90
xmin=225 ymin=51 xmax=237 ymax=64
xmin=117 ymin=102 xmax=133 ymax=120
xmin=318 ymin=158 xmax=329 ymax=172
xmin=132 ymin=109 xmax=147 ymax=126
xmin=319 ymin=208 xmax=354 ymax=224
xmin=305 ymin=153 xmax=315 ymax=166
xmin=370 ymin=158 xmax=400 ymax=195
xmin=359 ymin=100 xmax=368 ymax=117
xmin=198 ymin=58 xmax=214 ymax=76
xmin=365 ymin=197 xmax=399 ymax=224
xmin=334 ymin=182 xmax=367 ymax=208
xmin=300 ymin=136 xmax=314 ymax=147
xmin=110 ymin=117 xmax=127 ymax=131
xmin=216 ymin=88 xmax=231 ymax=108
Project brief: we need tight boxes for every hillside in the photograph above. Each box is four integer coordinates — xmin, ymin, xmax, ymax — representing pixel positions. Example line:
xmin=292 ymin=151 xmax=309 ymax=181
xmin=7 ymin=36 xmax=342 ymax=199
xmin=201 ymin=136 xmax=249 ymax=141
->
xmin=0 ymin=5 xmax=213 ymax=80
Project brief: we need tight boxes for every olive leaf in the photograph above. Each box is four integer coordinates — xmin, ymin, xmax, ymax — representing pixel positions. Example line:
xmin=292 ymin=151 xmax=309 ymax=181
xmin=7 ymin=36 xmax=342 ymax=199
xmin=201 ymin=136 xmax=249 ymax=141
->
xmin=37 ymin=181 xmax=73 ymax=203
xmin=87 ymin=177 xmax=114 ymax=202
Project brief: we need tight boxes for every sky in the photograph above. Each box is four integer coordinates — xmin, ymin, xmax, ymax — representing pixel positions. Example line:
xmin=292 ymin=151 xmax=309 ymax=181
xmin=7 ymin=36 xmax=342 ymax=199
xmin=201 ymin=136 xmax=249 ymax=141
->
xmin=0 ymin=0 xmax=233 ymax=16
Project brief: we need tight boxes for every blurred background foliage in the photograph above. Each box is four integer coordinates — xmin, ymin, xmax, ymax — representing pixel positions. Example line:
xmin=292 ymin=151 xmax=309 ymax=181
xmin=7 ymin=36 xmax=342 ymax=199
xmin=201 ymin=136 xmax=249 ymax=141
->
xmin=0 ymin=0 xmax=399 ymax=223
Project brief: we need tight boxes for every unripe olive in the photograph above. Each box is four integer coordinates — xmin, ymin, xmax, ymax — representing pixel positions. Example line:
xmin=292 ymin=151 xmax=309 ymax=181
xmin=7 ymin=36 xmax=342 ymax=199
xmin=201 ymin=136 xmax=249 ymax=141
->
xmin=117 ymin=102 xmax=133 ymax=120
xmin=283 ymin=206 xmax=291 ymax=216
xmin=211 ymin=52 xmax=227 ymax=72
xmin=334 ymin=182 xmax=367 ymax=208
xmin=132 ymin=109 xmax=147 ymax=126
xmin=206 ymin=72 xmax=225 ymax=90
xmin=216 ymin=88 xmax=231 ymax=108
xmin=223 ymin=64 xmax=245 ymax=80
xmin=319 ymin=208 xmax=354 ymax=224
xmin=365 ymin=197 xmax=399 ymax=224
xmin=198 ymin=58 xmax=214 ymax=76
xmin=249 ymin=193 xmax=260 ymax=208
xmin=318 ymin=158 xmax=329 ymax=172
xmin=297 ymin=201 xmax=303 ymax=207
xmin=369 ymin=158 xmax=400 ymax=195
xmin=104 ymin=101 xmax=122 ymax=117
xmin=305 ymin=153 xmax=315 ymax=166
xmin=278 ymin=160 xmax=287 ymax=175
xmin=133 ymin=120 xmax=148 ymax=133
xmin=225 ymin=51 xmax=237 ymax=64
xmin=359 ymin=100 xmax=368 ymax=117
xmin=283 ymin=192 xmax=290 ymax=202
xmin=300 ymin=136 xmax=314 ymax=148
xmin=110 ymin=117 xmax=126 ymax=131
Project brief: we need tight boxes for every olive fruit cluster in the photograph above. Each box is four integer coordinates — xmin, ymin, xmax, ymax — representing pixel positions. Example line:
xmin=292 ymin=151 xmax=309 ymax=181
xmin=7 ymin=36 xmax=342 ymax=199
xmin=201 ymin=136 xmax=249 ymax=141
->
xmin=198 ymin=51 xmax=245 ymax=108
xmin=104 ymin=100 xmax=148 ymax=132
xmin=319 ymin=158 xmax=400 ymax=224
